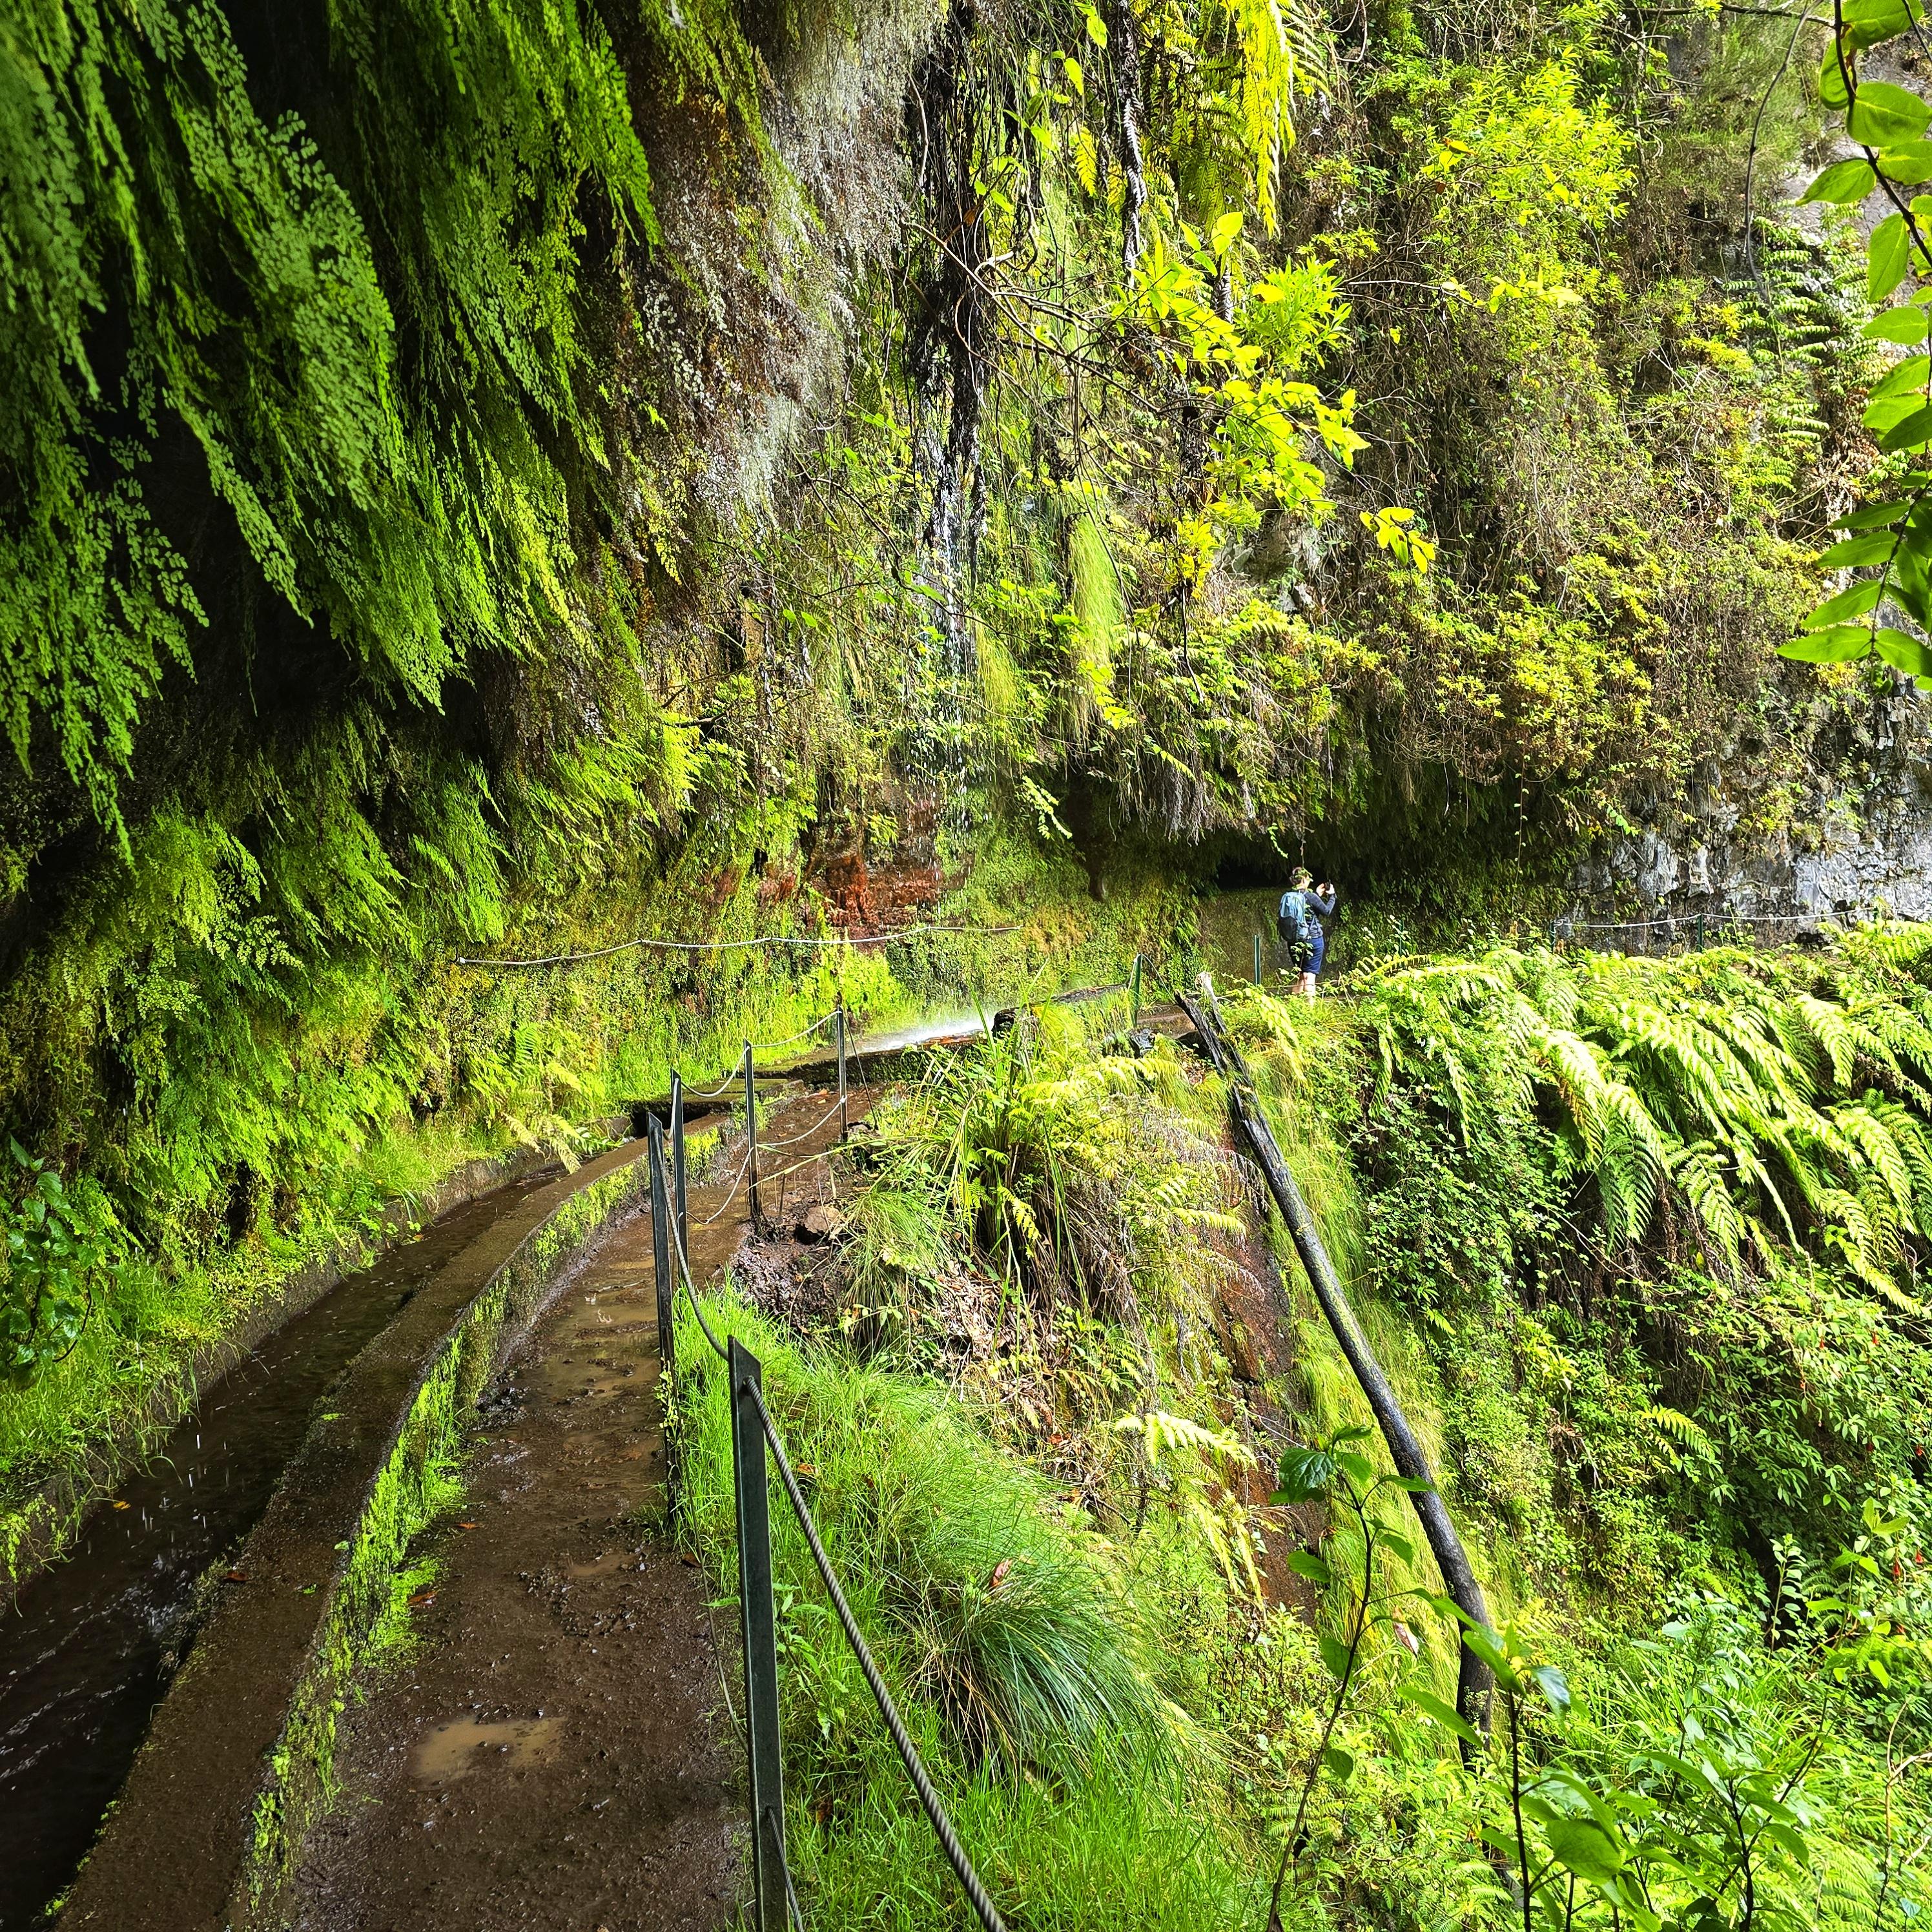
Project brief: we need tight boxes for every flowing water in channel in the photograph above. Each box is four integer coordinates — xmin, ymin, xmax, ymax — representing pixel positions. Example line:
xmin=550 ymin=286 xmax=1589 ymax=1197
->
xmin=0 ymin=1171 xmax=552 ymax=1929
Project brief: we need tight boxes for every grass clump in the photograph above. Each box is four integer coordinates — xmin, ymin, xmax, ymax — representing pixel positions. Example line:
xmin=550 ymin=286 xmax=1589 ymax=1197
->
xmin=673 ymin=1293 xmax=1262 ymax=1927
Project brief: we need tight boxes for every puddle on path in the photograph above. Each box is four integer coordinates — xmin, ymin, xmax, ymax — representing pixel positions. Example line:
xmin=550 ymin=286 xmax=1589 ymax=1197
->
xmin=409 ymin=1715 xmax=562 ymax=1785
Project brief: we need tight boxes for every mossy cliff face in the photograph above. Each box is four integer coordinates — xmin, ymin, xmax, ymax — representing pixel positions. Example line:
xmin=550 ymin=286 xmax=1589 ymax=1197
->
xmin=0 ymin=0 xmax=1902 ymax=1507
xmin=0 ymin=1 xmax=952 ymax=1299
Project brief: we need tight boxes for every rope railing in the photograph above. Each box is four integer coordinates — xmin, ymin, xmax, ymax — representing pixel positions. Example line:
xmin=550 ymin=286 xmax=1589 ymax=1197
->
xmin=453 ymin=921 xmax=1024 ymax=972
xmin=646 ymin=1115 xmax=1007 ymax=1932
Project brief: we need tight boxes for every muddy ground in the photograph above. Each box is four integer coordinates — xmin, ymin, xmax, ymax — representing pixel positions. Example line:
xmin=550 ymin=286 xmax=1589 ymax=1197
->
xmin=293 ymin=1091 xmax=861 ymax=1932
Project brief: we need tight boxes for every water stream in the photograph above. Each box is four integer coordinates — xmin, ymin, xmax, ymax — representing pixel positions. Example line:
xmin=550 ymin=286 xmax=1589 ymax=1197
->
xmin=0 ymin=1171 xmax=551 ymax=1929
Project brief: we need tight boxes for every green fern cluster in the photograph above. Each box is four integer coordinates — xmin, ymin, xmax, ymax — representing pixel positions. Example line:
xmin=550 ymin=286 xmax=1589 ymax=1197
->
xmin=1361 ymin=929 xmax=1932 ymax=1302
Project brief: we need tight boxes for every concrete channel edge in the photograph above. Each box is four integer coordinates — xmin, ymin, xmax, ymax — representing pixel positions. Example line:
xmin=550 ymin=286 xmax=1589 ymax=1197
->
xmin=55 ymin=1136 xmax=653 ymax=1932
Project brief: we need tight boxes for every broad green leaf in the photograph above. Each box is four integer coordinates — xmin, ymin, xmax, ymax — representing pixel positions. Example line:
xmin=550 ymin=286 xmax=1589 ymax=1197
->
xmin=1871 ymin=213 xmax=1913 ymax=302
xmin=1379 ymin=1529 xmax=1416 ymax=1566
xmin=1547 ymin=1816 xmax=1627 ymax=1882
xmin=1870 ymin=353 xmax=1932 ymax=398
xmin=1319 ymin=1632 xmax=1352 ymax=1679
xmin=1866 ymin=393 xmax=1925 ymax=434
xmin=1883 ymin=402 xmax=1932 ymax=449
xmin=1875 ymin=626 xmax=1932 ymax=673
xmin=1284 ymin=1550 xmax=1332 ymax=1584
xmin=1883 ymin=140 xmax=1932 ymax=183
xmin=1781 ymin=626 xmax=1874 ymax=661
xmin=1273 ymin=1445 xmax=1335 ymax=1503
xmin=1836 ymin=497 xmax=1913 ymax=526
xmin=1322 ymin=1744 xmax=1355 ymax=1782
xmin=1846 ymin=0 xmax=1924 ymax=46
xmin=1803 ymin=158 xmax=1876 ymax=203
xmin=1399 ymin=1681 xmax=1481 ymax=1744
xmin=1852 ymin=81 xmax=1932 ymax=147
xmin=1819 ymin=531 xmax=1901 ymax=566
xmin=1804 ymin=579 xmax=1884 ymax=626
xmin=1822 ymin=51 xmax=1851 ymax=108
xmin=1867 ymin=308 xmax=1932 ymax=343
xmin=1461 ymin=1625 xmax=1521 ymax=1689
xmin=1532 ymin=1663 xmax=1572 ymax=1714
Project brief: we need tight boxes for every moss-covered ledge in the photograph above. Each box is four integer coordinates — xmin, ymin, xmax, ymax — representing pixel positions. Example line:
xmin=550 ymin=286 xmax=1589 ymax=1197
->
xmin=55 ymin=1138 xmax=654 ymax=1932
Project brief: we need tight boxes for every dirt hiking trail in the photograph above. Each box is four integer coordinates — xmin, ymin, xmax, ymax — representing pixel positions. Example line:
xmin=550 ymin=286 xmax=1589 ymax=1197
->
xmin=291 ymin=1087 xmax=864 ymax=1932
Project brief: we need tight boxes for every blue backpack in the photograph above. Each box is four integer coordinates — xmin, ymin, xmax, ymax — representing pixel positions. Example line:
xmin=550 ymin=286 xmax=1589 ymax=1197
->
xmin=1278 ymin=890 xmax=1312 ymax=947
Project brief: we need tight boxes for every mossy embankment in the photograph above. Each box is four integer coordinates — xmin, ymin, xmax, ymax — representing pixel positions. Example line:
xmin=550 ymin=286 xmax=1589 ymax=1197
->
xmin=664 ymin=959 xmax=1932 ymax=1931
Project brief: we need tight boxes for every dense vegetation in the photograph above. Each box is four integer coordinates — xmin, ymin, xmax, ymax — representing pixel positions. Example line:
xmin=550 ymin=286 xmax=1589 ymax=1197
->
xmin=6 ymin=0 xmax=1929 ymax=1924
xmin=674 ymin=941 xmax=1932 ymax=1928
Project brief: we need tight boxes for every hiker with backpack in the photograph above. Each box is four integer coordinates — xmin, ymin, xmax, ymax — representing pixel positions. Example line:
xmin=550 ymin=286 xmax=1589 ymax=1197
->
xmin=1278 ymin=867 xmax=1337 ymax=998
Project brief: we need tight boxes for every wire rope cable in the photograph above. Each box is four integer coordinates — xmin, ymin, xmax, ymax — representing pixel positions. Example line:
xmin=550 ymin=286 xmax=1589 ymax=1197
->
xmin=750 ymin=1011 xmax=838 ymax=1053
xmin=755 ymin=1096 xmax=847 ymax=1150
xmin=695 ymin=1140 xmax=755 ymax=1226
xmin=454 ymin=922 xmax=1023 ymax=972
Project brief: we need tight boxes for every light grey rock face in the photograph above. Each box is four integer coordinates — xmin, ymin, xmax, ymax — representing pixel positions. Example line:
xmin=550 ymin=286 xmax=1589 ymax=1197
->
xmin=1573 ymin=681 xmax=1932 ymax=930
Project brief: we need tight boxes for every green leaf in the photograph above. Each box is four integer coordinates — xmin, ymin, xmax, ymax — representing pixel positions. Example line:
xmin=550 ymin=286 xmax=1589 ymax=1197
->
xmin=1322 ymin=1744 xmax=1355 ymax=1783
xmin=1883 ymin=140 xmax=1932 ymax=183
xmin=1782 ymin=626 xmax=1876 ymax=661
xmin=1875 ymin=626 xmax=1932 ymax=673
xmin=1804 ymin=579 xmax=1885 ymax=626
xmin=1820 ymin=531 xmax=1900 ymax=566
xmin=1822 ymin=50 xmax=1851 ymax=108
xmin=1804 ymin=159 xmax=1876 ymax=203
xmin=1847 ymin=0 xmax=1925 ymax=46
xmin=1871 ymin=354 xmax=1932 ymax=399
xmin=1461 ymin=1625 xmax=1520 ymax=1689
xmin=1319 ymin=1632 xmax=1352 ymax=1679
xmin=1852 ymin=81 xmax=1932 ymax=147
xmin=1883 ymin=403 xmax=1932 ymax=449
xmin=1398 ymin=1681 xmax=1481 ymax=1745
xmin=1837 ymin=497 xmax=1913 ymax=526
xmin=1285 ymin=1550 xmax=1332 ymax=1584
xmin=1273 ymin=1446 xmax=1335 ymax=1503
xmin=1865 ymin=393 xmax=1926 ymax=435
xmin=1547 ymin=1816 xmax=1627 ymax=1882
xmin=1866 ymin=308 xmax=1932 ymax=342
xmin=1872 ymin=214 xmax=1915 ymax=303
xmin=1379 ymin=1529 xmax=1416 ymax=1566
xmin=1532 ymin=1663 xmax=1572 ymax=1714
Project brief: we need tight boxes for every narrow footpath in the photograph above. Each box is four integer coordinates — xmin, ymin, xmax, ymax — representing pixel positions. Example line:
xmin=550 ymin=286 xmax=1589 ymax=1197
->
xmin=292 ymin=1086 xmax=863 ymax=1932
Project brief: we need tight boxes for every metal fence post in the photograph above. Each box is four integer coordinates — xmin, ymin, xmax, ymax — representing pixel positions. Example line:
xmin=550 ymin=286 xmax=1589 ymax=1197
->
xmin=1129 ymin=952 xmax=1142 ymax=1029
xmin=836 ymin=1002 xmax=848 ymax=1144
xmin=670 ymin=1071 xmax=688 ymax=1260
xmin=648 ymin=1117 xmax=678 ymax=1520
xmin=730 ymin=1337 xmax=787 ymax=1930
xmin=743 ymin=1042 xmax=763 ymax=1235
xmin=1253 ymin=932 xmax=1262 ymax=985
xmin=648 ymin=1116 xmax=673 ymax=1362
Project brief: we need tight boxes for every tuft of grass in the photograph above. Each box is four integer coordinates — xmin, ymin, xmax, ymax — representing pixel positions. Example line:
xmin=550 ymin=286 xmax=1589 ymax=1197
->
xmin=672 ymin=1292 xmax=1258 ymax=1927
